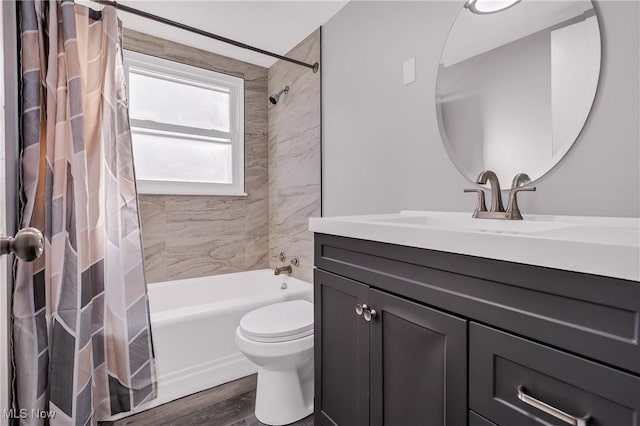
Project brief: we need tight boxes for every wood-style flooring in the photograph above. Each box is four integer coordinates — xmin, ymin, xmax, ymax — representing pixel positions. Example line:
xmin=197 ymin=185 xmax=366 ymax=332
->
xmin=100 ymin=375 xmax=314 ymax=426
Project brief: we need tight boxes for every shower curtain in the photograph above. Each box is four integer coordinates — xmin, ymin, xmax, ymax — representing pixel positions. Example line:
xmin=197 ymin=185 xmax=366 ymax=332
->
xmin=14 ymin=1 xmax=157 ymax=424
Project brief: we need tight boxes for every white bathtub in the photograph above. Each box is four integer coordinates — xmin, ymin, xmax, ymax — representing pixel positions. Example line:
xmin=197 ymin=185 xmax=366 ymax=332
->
xmin=105 ymin=269 xmax=313 ymax=420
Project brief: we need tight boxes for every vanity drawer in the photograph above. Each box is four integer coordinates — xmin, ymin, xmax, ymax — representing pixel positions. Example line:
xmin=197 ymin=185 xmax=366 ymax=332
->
xmin=469 ymin=323 xmax=640 ymax=426
xmin=469 ymin=411 xmax=497 ymax=426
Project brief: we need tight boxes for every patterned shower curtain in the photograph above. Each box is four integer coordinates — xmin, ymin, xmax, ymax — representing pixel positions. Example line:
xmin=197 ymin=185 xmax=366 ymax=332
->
xmin=14 ymin=1 xmax=157 ymax=424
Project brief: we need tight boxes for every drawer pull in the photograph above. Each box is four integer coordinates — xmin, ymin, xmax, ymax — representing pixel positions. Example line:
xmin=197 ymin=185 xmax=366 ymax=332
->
xmin=517 ymin=386 xmax=590 ymax=426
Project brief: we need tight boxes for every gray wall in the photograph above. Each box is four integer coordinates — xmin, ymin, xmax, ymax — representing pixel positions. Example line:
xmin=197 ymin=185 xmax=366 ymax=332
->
xmin=322 ymin=1 xmax=640 ymax=217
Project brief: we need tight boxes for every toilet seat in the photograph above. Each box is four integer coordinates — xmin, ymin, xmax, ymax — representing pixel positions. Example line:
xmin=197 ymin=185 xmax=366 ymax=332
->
xmin=239 ymin=300 xmax=313 ymax=343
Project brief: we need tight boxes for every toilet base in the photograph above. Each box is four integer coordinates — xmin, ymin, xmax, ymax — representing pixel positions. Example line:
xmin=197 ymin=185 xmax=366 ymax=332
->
xmin=254 ymin=362 xmax=314 ymax=425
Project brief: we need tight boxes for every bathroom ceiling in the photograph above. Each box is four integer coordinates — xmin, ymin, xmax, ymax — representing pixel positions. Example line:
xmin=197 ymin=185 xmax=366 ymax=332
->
xmin=108 ymin=1 xmax=348 ymax=68
xmin=441 ymin=0 xmax=594 ymax=67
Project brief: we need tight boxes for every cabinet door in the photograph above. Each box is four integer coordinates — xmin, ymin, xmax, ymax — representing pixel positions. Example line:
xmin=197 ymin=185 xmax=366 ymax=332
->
xmin=370 ymin=289 xmax=468 ymax=426
xmin=314 ymin=270 xmax=370 ymax=426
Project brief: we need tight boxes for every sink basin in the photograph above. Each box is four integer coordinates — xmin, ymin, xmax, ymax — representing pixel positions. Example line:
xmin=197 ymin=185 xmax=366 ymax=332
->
xmin=370 ymin=212 xmax=575 ymax=234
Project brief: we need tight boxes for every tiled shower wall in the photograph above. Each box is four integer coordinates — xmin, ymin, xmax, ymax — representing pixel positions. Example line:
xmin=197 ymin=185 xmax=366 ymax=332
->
xmin=124 ymin=30 xmax=270 ymax=282
xmin=268 ymin=30 xmax=321 ymax=283
xmin=125 ymin=29 xmax=321 ymax=283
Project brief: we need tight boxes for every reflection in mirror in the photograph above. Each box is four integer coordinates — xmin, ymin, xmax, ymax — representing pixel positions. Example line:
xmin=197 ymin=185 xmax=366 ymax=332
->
xmin=465 ymin=0 xmax=521 ymax=15
xmin=436 ymin=0 xmax=601 ymax=188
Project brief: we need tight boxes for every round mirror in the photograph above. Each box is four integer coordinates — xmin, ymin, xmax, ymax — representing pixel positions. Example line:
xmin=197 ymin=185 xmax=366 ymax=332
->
xmin=436 ymin=0 xmax=601 ymax=188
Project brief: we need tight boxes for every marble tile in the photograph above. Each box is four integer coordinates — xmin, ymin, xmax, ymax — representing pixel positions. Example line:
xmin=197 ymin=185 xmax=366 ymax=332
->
xmin=165 ymin=196 xmax=246 ymax=223
xmin=162 ymin=39 xmax=266 ymax=83
xmin=141 ymin=239 xmax=166 ymax=284
xmin=138 ymin=196 xmax=165 ymax=241
xmin=245 ymin=140 xmax=269 ymax=169
xmin=269 ymin=187 xmax=320 ymax=284
xmin=127 ymin=28 xmax=319 ymax=284
xmin=271 ymin=186 xmax=321 ymax=229
xmin=138 ymin=196 xmax=166 ymax=283
xmin=269 ymin=128 xmax=321 ymax=189
xmin=165 ymin=236 xmax=247 ymax=280
xmin=122 ymin=29 xmax=163 ymax=57
xmin=245 ymin=75 xmax=268 ymax=96
xmin=244 ymin=232 xmax=270 ymax=271
xmin=268 ymin=29 xmax=321 ymax=283
xmin=243 ymin=197 xmax=269 ymax=232
xmin=126 ymin=32 xmax=269 ymax=282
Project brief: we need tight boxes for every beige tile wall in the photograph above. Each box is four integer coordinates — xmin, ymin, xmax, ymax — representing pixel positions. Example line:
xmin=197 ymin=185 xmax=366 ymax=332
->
xmin=124 ymin=29 xmax=270 ymax=282
xmin=125 ymin=29 xmax=321 ymax=284
xmin=268 ymin=30 xmax=321 ymax=283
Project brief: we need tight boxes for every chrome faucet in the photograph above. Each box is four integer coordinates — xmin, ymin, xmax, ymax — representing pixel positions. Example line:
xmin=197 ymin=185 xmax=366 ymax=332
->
xmin=274 ymin=265 xmax=292 ymax=275
xmin=476 ymin=170 xmax=504 ymax=212
xmin=464 ymin=170 xmax=536 ymax=220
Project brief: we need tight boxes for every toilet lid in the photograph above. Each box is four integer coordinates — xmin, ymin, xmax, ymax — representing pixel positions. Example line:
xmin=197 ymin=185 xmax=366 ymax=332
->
xmin=239 ymin=300 xmax=313 ymax=342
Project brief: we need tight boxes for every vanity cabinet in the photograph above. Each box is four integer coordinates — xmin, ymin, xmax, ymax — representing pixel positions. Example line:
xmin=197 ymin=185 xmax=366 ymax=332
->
xmin=313 ymin=233 xmax=640 ymax=426
xmin=314 ymin=270 xmax=467 ymax=426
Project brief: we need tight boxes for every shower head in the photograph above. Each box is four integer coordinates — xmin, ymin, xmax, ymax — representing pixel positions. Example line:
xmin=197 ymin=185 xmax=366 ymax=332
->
xmin=269 ymin=86 xmax=289 ymax=105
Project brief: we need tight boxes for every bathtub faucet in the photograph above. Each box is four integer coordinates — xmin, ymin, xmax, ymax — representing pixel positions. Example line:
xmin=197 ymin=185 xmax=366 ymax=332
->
xmin=274 ymin=265 xmax=292 ymax=275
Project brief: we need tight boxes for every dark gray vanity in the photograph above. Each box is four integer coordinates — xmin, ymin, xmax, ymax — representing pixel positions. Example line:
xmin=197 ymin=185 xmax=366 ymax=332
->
xmin=313 ymin=233 xmax=640 ymax=426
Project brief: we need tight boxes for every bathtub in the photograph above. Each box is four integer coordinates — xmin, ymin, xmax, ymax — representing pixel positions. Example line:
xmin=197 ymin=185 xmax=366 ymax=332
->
xmin=105 ymin=269 xmax=313 ymax=420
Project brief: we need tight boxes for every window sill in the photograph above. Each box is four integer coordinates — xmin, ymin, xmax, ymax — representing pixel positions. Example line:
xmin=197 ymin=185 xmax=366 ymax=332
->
xmin=136 ymin=180 xmax=247 ymax=197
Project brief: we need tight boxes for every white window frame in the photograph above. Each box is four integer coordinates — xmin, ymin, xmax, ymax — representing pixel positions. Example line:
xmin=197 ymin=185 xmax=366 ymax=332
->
xmin=123 ymin=50 xmax=246 ymax=196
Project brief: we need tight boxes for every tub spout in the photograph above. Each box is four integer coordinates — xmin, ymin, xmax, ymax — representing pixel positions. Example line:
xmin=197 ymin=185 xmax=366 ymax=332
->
xmin=274 ymin=265 xmax=292 ymax=275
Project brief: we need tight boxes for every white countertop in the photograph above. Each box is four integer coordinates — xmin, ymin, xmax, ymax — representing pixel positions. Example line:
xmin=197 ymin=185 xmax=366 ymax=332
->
xmin=309 ymin=211 xmax=640 ymax=282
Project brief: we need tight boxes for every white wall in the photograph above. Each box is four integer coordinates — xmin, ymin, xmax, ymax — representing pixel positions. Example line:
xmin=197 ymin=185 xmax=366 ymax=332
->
xmin=322 ymin=1 xmax=640 ymax=217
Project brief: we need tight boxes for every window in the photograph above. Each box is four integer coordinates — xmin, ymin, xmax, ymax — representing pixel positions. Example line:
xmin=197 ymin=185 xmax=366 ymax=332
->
xmin=124 ymin=50 xmax=245 ymax=196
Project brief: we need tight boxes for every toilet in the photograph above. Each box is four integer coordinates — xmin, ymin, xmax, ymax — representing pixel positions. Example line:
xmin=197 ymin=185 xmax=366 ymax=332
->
xmin=235 ymin=299 xmax=314 ymax=426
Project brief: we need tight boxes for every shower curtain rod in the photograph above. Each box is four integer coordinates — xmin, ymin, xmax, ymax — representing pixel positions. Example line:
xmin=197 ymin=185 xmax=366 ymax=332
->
xmin=90 ymin=0 xmax=320 ymax=72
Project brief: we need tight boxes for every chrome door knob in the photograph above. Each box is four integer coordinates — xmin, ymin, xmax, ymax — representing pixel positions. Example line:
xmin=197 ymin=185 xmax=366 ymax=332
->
xmin=363 ymin=308 xmax=377 ymax=322
xmin=355 ymin=304 xmax=368 ymax=316
xmin=0 ymin=227 xmax=44 ymax=262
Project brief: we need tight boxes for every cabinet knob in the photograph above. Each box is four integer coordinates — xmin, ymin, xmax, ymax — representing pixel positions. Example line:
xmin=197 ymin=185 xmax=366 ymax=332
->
xmin=355 ymin=304 xmax=368 ymax=316
xmin=363 ymin=308 xmax=377 ymax=322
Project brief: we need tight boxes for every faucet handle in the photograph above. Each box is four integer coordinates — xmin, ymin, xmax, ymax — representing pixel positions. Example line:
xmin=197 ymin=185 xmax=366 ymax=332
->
xmin=464 ymin=188 xmax=487 ymax=217
xmin=506 ymin=186 xmax=536 ymax=219
xmin=511 ymin=173 xmax=532 ymax=189
xmin=272 ymin=251 xmax=286 ymax=262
